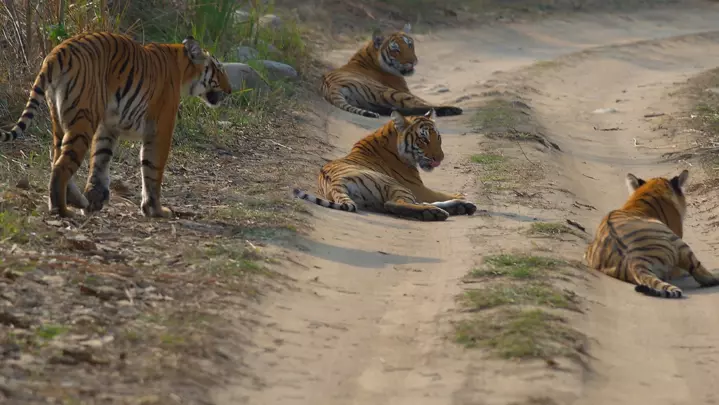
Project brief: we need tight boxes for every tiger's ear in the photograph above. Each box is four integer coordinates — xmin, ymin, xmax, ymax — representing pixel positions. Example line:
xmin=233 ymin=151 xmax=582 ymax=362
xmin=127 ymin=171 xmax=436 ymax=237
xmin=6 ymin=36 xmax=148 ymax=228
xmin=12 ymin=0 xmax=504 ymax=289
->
xmin=671 ymin=169 xmax=689 ymax=192
xmin=183 ymin=36 xmax=206 ymax=63
xmin=372 ymin=28 xmax=384 ymax=49
xmin=391 ymin=110 xmax=408 ymax=131
xmin=625 ymin=173 xmax=646 ymax=193
xmin=403 ymin=23 xmax=412 ymax=33
xmin=424 ymin=108 xmax=436 ymax=121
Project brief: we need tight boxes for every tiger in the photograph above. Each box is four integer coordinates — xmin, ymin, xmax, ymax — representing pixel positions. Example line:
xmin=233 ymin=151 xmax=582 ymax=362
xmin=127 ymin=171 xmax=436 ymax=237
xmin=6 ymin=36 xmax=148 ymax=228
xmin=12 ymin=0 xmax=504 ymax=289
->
xmin=0 ymin=31 xmax=232 ymax=218
xmin=320 ymin=23 xmax=463 ymax=119
xmin=584 ymin=169 xmax=719 ymax=298
xmin=292 ymin=109 xmax=477 ymax=221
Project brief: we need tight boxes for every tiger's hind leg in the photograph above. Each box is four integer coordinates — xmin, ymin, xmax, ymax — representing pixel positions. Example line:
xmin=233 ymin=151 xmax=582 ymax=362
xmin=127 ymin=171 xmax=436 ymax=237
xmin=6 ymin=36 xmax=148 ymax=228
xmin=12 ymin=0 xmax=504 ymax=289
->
xmin=48 ymin=100 xmax=87 ymax=210
xmin=376 ymin=88 xmax=463 ymax=117
xmin=626 ymin=257 xmax=683 ymax=298
xmin=381 ymin=183 xmax=449 ymax=221
xmin=84 ymin=124 xmax=119 ymax=213
xmin=49 ymin=121 xmax=94 ymax=218
xmin=674 ymin=238 xmax=719 ymax=288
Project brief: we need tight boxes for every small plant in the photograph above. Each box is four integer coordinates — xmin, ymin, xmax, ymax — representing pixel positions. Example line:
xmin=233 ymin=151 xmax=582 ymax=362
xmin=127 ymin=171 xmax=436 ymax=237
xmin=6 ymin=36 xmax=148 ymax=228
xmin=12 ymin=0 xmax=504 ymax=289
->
xmin=36 ymin=324 xmax=69 ymax=340
xmin=529 ymin=222 xmax=573 ymax=236
xmin=471 ymin=153 xmax=505 ymax=165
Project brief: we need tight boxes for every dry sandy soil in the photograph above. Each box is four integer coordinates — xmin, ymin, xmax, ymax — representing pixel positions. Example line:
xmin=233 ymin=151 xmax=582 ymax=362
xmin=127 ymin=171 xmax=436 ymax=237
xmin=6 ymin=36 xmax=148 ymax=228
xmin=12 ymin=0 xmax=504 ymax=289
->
xmin=216 ymin=1 xmax=719 ymax=404
xmin=5 ymin=0 xmax=719 ymax=404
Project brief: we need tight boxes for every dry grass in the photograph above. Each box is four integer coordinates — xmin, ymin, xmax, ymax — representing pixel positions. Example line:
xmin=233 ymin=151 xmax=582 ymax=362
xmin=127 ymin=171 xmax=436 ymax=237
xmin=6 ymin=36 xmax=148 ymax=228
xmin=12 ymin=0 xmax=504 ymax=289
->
xmin=0 ymin=1 xmax=330 ymax=403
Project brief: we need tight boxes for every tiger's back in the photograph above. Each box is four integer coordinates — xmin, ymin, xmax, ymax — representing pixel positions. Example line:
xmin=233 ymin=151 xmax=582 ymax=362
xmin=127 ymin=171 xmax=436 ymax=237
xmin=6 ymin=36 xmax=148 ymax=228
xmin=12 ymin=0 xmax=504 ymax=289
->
xmin=1 ymin=31 xmax=232 ymax=218
xmin=585 ymin=169 xmax=719 ymax=298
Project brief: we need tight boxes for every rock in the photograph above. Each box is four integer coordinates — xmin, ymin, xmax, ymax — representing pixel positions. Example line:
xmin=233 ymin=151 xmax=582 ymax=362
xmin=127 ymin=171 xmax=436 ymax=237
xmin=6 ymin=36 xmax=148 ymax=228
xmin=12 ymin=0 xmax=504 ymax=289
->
xmin=78 ymin=284 xmax=124 ymax=301
xmin=234 ymin=9 xmax=251 ymax=23
xmin=236 ymin=46 xmax=259 ymax=62
xmin=222 ymin=63 xmax=271 ymax=96
xmin=592 ymin=107 xmax=618 ymax=114
xmin=258 ymin=14 xmax=281 ymax=30
xmin=15 ymin=178 xmax=29 ymax=190
xmin=258 ymin=60 xmax=298 ymax=82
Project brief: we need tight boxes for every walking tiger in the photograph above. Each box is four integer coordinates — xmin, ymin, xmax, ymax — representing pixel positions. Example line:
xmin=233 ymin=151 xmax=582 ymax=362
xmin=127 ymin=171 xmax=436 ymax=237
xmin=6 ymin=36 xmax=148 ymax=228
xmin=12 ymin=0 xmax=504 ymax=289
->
xmin=0 ymin=32 xmax=232 ymax=218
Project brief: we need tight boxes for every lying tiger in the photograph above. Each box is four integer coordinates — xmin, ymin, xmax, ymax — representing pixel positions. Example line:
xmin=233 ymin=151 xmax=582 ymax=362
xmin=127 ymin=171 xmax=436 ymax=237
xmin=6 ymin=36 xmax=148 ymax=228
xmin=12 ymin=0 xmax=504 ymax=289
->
xmin=293 ymin=109 xmax=476 ymax=221
xmin=584 ymin=169 xmax=719 ymax=298
xmin=320 ymin=24 xmax=463 ymax=119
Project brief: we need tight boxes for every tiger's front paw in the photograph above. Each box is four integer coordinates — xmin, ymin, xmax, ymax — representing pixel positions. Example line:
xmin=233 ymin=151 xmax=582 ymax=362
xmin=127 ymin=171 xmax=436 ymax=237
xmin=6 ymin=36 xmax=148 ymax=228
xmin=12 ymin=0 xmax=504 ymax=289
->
xmin=436 ymin=199 xmax=477 ymax=216
xmin=421 ymin=206 xmax=450 ymax=221
xmin=141 ymin=198 xmax=175 ymax=218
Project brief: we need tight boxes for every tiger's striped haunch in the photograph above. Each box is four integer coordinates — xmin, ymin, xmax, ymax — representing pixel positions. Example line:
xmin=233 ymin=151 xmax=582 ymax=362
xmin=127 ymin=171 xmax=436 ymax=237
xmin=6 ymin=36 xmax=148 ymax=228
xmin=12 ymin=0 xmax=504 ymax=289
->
xmin=0 ymin=32 xmax=232 ymax=218
xmin=584 ymin=169 xmax=719 ymax=298
xmin=293 ymin=109 xmax=477 ymax=221
xmin=320 ymin=24 xmax=463 ymax=119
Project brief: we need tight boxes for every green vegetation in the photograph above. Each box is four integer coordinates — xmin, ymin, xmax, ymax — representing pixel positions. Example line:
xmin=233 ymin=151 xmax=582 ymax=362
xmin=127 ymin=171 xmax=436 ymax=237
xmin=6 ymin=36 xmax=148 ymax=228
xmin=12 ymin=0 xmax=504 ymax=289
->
xmin=472 ymin=99 xmax=525 ymax=132
xmin=471 ymin=153 xmax=506 ymax=165
xmin=454 ymin=309 xmax=585 ymax=359
xmin=529 ymin=222 xmax=574 ymax=237
xmin=460 ymin=283 xmax=579 ymax=311
xmin=469 ymin=254 xmax=564 ymax=279
xmin=454 ymin=253 xmax=584 ymax=360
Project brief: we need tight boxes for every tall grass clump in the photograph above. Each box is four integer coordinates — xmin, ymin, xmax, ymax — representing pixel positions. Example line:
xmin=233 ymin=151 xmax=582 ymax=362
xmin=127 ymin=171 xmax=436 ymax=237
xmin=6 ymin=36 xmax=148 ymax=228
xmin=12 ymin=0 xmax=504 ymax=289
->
xmin=1 ymin=0 xmax=310 ymax=156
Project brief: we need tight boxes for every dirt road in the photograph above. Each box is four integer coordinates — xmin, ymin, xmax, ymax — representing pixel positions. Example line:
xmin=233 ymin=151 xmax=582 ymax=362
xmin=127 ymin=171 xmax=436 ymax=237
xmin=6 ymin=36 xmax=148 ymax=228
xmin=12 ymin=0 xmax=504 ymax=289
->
xmin=215 ymin=3 xmax=719 ymax=404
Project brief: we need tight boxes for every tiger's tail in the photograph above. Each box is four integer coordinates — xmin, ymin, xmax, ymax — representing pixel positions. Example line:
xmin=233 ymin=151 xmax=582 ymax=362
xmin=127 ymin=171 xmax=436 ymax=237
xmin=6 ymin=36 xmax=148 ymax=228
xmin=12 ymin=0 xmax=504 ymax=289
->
xmin=1 ymin=71 xmax=49 ymax=142
xmin=292 ymin=188 xmax=357 ymax=213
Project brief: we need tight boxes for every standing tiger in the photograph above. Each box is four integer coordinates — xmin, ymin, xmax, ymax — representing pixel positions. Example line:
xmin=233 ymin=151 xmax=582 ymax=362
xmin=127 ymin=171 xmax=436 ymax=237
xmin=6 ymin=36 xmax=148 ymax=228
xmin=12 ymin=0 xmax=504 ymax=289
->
xmin=320 ymin=24 xmax=463 ymax=119
xmin=0 ymin=32 xmax=232 ymax=218
xmin=293 ymin=109 xmax=477 ymax=221
xmin=584 ymin=169 xmax=719 ymax=298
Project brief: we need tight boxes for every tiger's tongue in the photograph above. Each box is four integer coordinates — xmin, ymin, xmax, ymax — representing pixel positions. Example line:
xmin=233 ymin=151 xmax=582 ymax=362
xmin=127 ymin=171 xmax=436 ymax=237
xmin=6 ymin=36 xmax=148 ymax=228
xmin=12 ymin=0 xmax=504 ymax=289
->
xmin=431 ymin=160 xmax=441 ymax=167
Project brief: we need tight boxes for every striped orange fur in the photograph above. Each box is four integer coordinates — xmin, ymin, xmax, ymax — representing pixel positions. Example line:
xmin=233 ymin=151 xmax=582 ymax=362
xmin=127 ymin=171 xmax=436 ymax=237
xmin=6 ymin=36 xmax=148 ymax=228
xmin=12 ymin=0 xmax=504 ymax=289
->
xmin=584 ymin=169 xmax=719 ymax=298
xmin=1 ymin=32 xmax=232 ymax=218
xmin=293 ymin=109 xmax=477 ymax=221
xmin=320 ymin=24 xmax=462 ymax=119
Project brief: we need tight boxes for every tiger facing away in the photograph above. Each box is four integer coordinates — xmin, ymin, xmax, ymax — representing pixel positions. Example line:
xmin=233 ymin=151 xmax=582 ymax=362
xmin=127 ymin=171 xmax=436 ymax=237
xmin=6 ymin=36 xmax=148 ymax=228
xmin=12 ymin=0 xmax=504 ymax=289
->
xmin=584 ymin=169 xmax=719 ymax=298
xmin=293 ymin=109 xmax=477 ymax=221
xmin=0 ymin=32 xmax=232 ymax=218
xmin=320 ymin=23 xmax=463 ymax=119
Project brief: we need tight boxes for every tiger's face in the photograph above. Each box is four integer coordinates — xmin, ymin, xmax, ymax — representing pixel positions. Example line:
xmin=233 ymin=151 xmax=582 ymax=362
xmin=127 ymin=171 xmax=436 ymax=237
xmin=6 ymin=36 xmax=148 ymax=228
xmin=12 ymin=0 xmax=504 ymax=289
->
xmin=392 ymin=109 xmax=444 ymax=172
xmin=182 ymin=36 xmax=233 ymax=108
xmin=625 ymin=169 xmax=689 ymax=220
xmin=373 ymin=23 xmax=417 ymax=77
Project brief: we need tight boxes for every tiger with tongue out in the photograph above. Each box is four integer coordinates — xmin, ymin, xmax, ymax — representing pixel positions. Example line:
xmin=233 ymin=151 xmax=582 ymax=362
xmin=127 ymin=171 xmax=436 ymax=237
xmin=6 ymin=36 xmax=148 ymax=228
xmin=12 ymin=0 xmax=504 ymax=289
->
xmin=292 ymin=109 xmax=477 ymax=221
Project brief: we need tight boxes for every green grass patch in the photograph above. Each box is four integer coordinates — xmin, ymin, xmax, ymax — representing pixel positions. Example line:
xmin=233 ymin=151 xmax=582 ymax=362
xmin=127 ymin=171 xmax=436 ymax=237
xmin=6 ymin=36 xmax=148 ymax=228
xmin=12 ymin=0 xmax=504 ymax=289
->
xmin=472 ymin=99 xmax=524 ymax=131
xmin=528 ymin=222 xmax=573 ymax=236
xmin=35 ymin=324 xmax=69 ymax=340
xmin=471 ymin=153 xmax=505 ymax=165
xmin=454 ymin=308 xmax=585 ymax=359
xmin=470 ymin=254 xmax=564 ymax=279
xmin=460 ymin=283 xmax=579 ymax=312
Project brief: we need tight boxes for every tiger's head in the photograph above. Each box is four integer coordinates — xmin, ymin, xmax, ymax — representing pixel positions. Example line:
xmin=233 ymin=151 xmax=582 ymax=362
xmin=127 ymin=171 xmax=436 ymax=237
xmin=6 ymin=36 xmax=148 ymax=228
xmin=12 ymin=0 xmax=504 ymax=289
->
xmin=392 ymin=109 xmax=444 ymax=172
xmin=624 ymin=169 xmax=689 ymax=232
xmin=373 ymin=23 xmax=417 ymax=77
xmin=182 ymin=36 xmax=233 ymax=108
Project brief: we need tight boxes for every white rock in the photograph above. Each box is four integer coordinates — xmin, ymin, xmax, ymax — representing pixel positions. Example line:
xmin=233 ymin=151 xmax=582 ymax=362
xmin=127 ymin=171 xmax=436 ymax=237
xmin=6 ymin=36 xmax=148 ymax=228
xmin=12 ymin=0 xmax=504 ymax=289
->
xmin=258 ymin=60 xmax=298 ymax=81
xmin=222 ymin=63 xmax=271 ymax=95
xmin=236 ymin=46 xmax=259 ymax=62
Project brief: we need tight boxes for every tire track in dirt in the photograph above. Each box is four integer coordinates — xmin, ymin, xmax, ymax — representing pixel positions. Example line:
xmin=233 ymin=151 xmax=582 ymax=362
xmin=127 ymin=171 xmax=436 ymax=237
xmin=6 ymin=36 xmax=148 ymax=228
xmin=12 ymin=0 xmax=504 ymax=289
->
xmin=214 ymin=3 xmax=719 ymax=404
